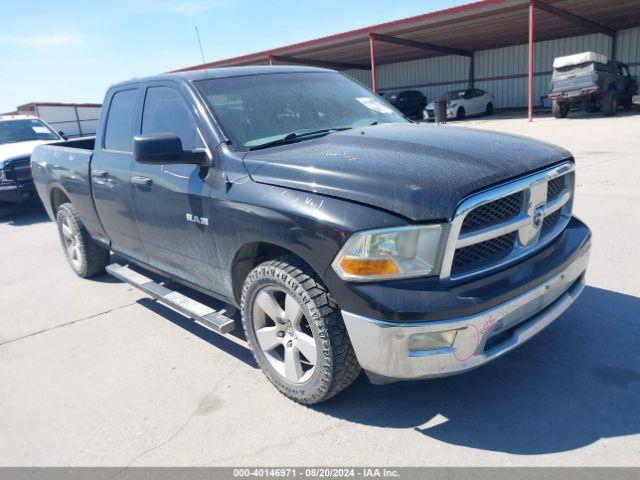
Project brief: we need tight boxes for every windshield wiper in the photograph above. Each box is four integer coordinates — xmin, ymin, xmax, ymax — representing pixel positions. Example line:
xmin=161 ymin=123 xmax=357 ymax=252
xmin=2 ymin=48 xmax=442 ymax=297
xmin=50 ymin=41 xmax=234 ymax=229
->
xmin=248 ymin=127 xmax=352 ymax=151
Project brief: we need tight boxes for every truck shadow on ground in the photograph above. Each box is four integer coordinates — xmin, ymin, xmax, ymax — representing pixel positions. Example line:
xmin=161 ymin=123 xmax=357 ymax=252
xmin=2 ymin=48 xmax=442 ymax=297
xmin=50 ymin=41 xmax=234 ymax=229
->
xmin=0 ymin=202 xmax=49 ymax=226
xmin=135 ymin=297 xmax=256 ymax=368
xmin=316 ymin=285 xmax=640 ymax=455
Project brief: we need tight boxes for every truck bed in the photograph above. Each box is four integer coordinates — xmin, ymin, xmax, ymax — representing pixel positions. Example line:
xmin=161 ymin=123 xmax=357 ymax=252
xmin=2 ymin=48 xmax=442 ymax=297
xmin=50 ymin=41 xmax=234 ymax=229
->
xmin=31 ymin=136 xmax=106 ymax=242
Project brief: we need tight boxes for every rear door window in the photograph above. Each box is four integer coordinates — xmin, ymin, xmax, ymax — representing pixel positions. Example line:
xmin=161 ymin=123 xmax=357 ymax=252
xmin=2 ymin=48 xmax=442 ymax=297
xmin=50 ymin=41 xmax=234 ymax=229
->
xmin=103 ymin=89 xmax=138 ymax=152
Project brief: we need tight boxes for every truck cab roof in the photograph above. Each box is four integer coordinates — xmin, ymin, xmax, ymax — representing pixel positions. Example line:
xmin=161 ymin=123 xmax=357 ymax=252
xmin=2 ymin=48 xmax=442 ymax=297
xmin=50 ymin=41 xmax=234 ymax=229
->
xmin=110 ymin=65 xmax=335 ymax=89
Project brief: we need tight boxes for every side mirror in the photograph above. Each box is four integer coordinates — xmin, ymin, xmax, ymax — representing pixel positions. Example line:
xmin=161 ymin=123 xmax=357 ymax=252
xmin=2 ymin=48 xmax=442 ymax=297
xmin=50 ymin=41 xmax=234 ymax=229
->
xmin=133 ymin=133 xmax=206 ymax=165
xmin=58 ymin=131 xmax=68 ymax=140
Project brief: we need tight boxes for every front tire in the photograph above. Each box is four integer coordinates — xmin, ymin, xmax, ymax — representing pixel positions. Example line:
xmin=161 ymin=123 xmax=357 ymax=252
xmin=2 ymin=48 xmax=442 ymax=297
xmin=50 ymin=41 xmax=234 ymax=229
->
xmin=485 ymin=102 xmax=494 ymax=115
xmin=241 ymin=257 xmax=360 ymax=404
xmin=456 ymin=106 xmax=466 ymax=120
xmin=56 ymin=203 xmax=109 ymax=277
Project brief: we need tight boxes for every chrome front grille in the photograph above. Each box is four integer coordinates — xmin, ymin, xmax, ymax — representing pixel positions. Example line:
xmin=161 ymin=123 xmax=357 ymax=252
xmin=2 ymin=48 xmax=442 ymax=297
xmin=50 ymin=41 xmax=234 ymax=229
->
xmin=460 ymin=191 xmax=523 ymax=233
xmin=452 ymin=231 xmax=517 ymax=272
xmin=541 ymin=209 xmax=562 ymax=237
xmin=4 ymin=157 xmax=32 ymax=182
xmin=441 ymin=162 xmax=575 ymax=281
xmin=547 ymin=175 xmax=565 ymax=202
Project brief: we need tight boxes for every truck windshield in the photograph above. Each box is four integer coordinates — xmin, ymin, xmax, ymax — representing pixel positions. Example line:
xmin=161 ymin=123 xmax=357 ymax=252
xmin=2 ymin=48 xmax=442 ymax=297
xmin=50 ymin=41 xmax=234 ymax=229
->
xmin=0 ymin=119 xmax=59 ymax=145
xmin=194 ymin=72 xmax=407 ymax=150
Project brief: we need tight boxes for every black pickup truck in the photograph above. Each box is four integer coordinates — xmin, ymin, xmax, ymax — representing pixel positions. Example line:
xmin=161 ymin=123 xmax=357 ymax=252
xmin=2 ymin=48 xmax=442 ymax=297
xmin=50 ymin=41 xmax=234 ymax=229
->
xmin=32 ymin=66 xmax=591 ymax=404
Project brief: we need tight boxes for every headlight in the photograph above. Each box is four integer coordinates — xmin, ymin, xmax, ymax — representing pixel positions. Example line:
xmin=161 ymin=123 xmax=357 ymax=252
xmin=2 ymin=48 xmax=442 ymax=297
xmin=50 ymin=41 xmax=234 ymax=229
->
xmin=332 ymin=224 xmax=445 ymax=281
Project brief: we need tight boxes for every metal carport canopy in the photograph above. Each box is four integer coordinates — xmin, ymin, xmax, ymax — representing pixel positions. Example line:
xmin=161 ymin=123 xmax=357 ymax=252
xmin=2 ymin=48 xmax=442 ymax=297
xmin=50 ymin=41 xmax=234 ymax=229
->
xmin=175 ymin=0 xmax=640 ymax=119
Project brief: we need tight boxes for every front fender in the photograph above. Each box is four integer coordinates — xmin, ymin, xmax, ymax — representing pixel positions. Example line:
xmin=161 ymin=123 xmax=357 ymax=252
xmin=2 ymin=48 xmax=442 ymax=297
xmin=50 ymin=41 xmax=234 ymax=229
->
xmin=211 ymin=180 xmax=407 ymax=302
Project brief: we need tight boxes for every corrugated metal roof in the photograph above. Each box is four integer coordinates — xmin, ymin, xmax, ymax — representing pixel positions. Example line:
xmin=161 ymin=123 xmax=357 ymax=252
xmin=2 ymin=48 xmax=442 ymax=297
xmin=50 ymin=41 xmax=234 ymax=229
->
xmin=175 ymin=0 xmax=640 ymax=72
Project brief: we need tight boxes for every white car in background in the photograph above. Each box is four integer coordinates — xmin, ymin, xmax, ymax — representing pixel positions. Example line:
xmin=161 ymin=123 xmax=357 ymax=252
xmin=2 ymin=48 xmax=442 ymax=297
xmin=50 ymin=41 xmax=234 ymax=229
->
xmin=424 ymin=88 xmax=495 ymax=121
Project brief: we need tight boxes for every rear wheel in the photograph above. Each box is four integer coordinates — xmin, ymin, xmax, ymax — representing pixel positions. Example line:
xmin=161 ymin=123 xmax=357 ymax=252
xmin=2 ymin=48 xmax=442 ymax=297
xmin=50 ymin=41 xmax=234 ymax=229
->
xmin=241 ymin=256 xmax=360 ymax=404
xmin=56 ymin=203 xmax=109 ymax=277
xmin=456 ymin=106 xmax=466 ymax=120
xmin=552 ymin=100 xmax=569 ymax=118
xmin=601 ymin=91 xmax=618 ymax=116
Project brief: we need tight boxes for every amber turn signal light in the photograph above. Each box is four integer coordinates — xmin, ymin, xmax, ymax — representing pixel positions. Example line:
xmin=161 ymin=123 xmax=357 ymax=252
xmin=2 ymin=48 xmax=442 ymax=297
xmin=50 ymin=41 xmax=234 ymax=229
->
xmin=339 ymin=258 xmax=400 ymax=276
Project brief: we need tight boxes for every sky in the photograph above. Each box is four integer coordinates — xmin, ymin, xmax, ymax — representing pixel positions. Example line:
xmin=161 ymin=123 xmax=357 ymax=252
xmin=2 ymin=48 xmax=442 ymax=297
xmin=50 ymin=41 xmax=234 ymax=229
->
xmin=0 ymin=0 xmax=466 ymax=113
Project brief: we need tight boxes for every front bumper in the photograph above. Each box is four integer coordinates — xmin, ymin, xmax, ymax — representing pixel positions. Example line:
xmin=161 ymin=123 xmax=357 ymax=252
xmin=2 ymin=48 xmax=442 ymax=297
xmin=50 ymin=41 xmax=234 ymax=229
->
xmin=342 ymin=239 xmax=590 ymax=384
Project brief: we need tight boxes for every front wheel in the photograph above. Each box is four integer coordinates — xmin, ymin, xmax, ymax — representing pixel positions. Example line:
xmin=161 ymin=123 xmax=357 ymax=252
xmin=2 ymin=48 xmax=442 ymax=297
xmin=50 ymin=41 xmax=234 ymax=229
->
xmin=241 ymin=257 xmax=360 ymax=404
xmin=456 ymin=106 xmax=466 ymax=120
xmin=485 ymin=102 xmax=494 ymax=115
xmin=56 ymin=203 xmax=110 ymax=277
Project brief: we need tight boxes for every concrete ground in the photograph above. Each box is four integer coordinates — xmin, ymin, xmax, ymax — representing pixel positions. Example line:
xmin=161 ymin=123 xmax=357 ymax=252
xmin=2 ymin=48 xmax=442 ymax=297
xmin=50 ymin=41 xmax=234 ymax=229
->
xmin=1 ymin=111 xmax=638 ymax=466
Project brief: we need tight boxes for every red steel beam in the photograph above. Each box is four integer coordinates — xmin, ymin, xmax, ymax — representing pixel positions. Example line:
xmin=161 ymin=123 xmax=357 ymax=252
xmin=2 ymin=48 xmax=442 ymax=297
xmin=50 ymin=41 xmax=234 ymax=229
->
xmin=369 ymin=33 xmax=377 ymax=92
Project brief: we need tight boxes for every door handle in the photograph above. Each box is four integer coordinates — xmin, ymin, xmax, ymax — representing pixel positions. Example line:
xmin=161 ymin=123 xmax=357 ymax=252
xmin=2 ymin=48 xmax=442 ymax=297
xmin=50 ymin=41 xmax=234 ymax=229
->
xmin=132 ymin=176 xmax=153 ymax=186
xmin=91 ymin=169 xmax=108 ymax=178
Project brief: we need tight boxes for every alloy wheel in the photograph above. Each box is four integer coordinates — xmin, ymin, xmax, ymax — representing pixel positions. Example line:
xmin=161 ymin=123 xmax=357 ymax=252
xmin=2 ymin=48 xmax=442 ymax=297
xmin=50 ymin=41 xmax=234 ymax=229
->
xmin=252 ymin=287 xmax=318 ymax=383
xmin=60 ymin=215 xmax=82 ymax=270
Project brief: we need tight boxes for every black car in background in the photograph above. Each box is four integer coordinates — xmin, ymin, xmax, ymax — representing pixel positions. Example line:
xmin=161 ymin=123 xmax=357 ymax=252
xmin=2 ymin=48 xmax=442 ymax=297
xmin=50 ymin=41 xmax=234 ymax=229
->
xmin=387 ymin=90 xmax=427 ymax=118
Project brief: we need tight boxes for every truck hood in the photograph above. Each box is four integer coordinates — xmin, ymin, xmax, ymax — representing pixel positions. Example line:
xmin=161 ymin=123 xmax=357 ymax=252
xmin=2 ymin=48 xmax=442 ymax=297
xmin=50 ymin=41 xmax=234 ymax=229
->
xmin=0 ymin=140 xmax=51 ymax=166
xmin=242 ymin=123 xmax=572 ymax=221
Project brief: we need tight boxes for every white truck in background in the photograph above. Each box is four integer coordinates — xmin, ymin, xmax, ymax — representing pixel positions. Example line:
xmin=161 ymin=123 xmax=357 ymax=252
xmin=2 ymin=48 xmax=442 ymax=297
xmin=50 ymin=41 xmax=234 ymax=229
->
xmin=0 ymin=115 xmax=63 ymax=205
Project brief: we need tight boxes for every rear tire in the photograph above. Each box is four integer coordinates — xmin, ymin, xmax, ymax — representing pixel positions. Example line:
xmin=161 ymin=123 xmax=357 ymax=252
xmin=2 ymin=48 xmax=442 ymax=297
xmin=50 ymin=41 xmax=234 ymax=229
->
xmin=56 ymin=203 xmax=109 ymax=277
xmin=601 ymin=91 xmax=618 ymax=116
xmin=241 ymin=256 xmax=360 ymax=404
xmin=552 ymin=100 xmax=569 ymax=118
xmin=456 ymin=106 xmax=466 ymax=120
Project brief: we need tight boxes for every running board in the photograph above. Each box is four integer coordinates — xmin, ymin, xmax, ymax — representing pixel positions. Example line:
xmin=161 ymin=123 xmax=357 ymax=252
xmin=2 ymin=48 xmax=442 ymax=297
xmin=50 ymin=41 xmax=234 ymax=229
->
xmin=106 ymin=263 xmax=236 ymax=335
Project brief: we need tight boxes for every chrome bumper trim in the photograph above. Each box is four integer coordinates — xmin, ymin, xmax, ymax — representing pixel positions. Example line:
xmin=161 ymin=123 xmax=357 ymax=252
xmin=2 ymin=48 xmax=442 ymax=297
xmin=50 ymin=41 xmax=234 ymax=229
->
xmin=342 ymin=242 xmax=589 ymax=384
